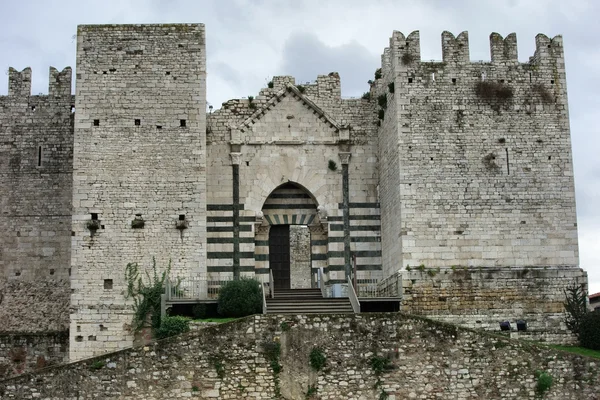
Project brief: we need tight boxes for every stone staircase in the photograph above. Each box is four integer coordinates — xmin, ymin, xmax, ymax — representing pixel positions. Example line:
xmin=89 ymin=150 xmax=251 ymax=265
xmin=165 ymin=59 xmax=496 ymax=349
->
xmin=265 ymin=288 xmax=354 ymax=314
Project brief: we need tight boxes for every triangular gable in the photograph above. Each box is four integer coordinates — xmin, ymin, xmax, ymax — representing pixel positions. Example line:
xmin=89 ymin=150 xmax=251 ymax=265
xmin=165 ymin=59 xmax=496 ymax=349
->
xmin=230 ymin=85 xmax=349 ymax=144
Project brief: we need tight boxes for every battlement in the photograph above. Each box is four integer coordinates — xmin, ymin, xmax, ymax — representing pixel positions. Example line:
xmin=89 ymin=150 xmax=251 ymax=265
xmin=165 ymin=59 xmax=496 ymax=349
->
xmin=6 ymin=67 xmax=72 ymax=98
xmin=384 ymin=31 xmax=564 ymax=68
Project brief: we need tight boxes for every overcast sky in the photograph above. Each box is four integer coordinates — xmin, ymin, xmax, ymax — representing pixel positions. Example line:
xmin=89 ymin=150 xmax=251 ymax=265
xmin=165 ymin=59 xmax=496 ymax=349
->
xmin=1 ymin=0 xmax=598 ymax=294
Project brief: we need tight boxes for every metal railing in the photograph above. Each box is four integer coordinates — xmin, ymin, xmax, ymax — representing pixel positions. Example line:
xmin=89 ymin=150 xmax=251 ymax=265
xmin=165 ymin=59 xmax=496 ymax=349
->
xmin=166 ymin=274 xmax=233 ymax=301
xmin=261 ymin=278 xmax=267 ymax=314
xmin=318 ymin=268 xmax=327 ymax=298
xmin=354 ymin=274 xmax=400 ymax=298
xmin=347 ymin=276 xmax=360 ymax=313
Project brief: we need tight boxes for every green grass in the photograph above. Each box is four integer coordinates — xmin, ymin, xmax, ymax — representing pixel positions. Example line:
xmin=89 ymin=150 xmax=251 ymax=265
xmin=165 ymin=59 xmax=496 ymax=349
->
xmin=548 ymin=345 xmax=600 ymax=359
xmin=194 ymin=317 xmax=238 ymax=323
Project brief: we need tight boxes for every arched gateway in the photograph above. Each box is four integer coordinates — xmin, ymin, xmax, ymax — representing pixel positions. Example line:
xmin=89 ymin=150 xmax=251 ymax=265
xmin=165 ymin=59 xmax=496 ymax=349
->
xmin=254 ymin=182 xmax=328 ymax=289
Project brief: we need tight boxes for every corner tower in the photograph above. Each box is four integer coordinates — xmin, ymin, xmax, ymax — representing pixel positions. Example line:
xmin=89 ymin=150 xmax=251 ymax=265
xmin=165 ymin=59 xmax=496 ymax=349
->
xmin=70 ymin=24 xmax=207 ymax=360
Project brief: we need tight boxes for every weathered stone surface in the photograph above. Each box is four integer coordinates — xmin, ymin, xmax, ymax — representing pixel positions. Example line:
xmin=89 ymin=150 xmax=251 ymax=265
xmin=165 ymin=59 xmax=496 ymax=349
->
xmin=0 ymin=279 xmax=69 ymax=333
xmin=0 ymin=314 xmax=598 ymax=399
xmin=0 ymin=331 xmax=68 ymax=380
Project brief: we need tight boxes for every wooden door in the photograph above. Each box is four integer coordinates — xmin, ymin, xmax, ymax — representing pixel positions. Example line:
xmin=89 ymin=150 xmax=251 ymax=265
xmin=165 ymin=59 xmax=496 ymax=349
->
xmin=269 ymin=225 xmax=290 ymax=290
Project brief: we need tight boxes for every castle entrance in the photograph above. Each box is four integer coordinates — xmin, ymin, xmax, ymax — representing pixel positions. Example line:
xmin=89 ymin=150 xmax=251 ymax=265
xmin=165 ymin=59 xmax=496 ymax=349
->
xmin=269 ymin=225 xmax=291 ymax=290
xmin=256 ymin=182 xmax=327 ymax=290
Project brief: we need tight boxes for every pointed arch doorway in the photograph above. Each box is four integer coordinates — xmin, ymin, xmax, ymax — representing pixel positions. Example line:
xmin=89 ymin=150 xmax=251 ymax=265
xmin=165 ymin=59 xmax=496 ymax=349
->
xmin=255 ymin=182 xmax=327 ymax=290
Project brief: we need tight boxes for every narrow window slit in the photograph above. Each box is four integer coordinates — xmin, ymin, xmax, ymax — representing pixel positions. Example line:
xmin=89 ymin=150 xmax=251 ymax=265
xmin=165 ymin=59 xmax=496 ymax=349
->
xmin=38 ymin=146 xmax=42 ymax=167
xmin=505 ymin=148 xmax=510 ymax=175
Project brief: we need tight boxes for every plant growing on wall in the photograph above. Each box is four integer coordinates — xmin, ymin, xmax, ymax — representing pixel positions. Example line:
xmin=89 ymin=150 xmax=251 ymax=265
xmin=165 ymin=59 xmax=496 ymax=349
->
xmin=328 ymin=160 xmax=337 ymax=171
xmin=475 ymin=81 xmax=514 ymax=101
xmin=267 ymin=80 xmax=274 ymax=88
xmin=263 ymin=340 xmax=282 ymax=398
xmin=533 ymin=83 xmax=554 ymax=104
xmin=309 ymin=347 xmax=326 ymax=371
xmin=374 ymin=68 xmax=382 ymax=80
xmin=131 ymin=215 xmax=145 ymax=229
xmin=296 ymin=85 xmax=306 ymax=94
xmin=125 ymin=258 xmax=173 ymax=333
xmin=86 ymin=220 xmax=100 ymax=231
xmin=535 ymin=370 xmax=553 ymax=396
xmin=361 ymin=92 xmax=371 ymax=100
xmin=248 ymin=96 xmax=256 ymax=109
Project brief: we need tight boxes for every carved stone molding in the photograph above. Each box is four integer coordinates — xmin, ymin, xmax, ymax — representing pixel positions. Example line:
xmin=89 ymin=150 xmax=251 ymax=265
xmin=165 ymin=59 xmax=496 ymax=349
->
xmin=338 ymin=152 xmax=351 ymax=165
xmin=229 ymin=152 xmax=242 ymax=165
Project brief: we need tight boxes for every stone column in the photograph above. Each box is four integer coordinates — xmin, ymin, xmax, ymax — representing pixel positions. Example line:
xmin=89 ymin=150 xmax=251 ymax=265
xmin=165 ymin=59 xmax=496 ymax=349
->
xmin=230 ymin=152 xmax=242 ymax=279
xmin=339 ymin=152 xmax=352 ymax=279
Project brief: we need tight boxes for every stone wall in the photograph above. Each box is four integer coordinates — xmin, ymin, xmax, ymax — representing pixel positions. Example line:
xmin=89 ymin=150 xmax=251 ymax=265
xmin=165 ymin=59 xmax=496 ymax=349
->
xmin=0 ymin=67 xmax=73 ymax=282
xmin=0 ymin=331 xmax=68 ymax=380
xmin=69 ymin=24 xmax=207 ymax=360
xmin=377 ymin=31 xmax=579 ymax=269
xmin=1 ymin=314 xmax=598 ymax=399
xmin=0 ymin=67 xmax=73 ymax=333
xmin=399 ymin=266 xmax=588 ymax=343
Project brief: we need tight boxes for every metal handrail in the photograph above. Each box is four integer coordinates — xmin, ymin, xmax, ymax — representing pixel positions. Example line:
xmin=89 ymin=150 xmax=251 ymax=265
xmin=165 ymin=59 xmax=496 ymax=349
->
xmin=261 ymin=279 xmax=267 ymax=314
xmin=269 ymin=269 xmax=274 ymax=299
xmin=165 ymin=274 xmax=233 ymax=301
xmin=347 ymin=276 xmax=360 ymax=313
xmin=318 ymin=268 xmax=327 ymax=298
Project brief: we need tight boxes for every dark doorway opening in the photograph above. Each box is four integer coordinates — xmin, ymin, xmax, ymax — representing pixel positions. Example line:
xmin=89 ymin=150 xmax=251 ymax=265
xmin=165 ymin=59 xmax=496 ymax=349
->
xmin=269 ymin=225 xmax=290 ymax=290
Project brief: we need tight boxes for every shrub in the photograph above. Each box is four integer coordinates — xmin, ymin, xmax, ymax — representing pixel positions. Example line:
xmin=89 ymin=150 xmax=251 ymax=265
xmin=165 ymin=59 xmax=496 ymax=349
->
xmin=374 ymin=68 xmax=382 ymax=80
xmin=217 ymin=278 xmax=262 ymax=317
xmin=535 ymin=370 xmax=553 ymax=395
xmin=155 ymin=316 xmax=190 ymax=339
xmin=192 ymin=303 xmax=207 ymax=319
xmin=579 ymin=312 xmax=600 ymax=350
xmin=267 ymin=80 xmax=274 ymax=88
xmin=309 ymin=347 xmax=326 ymax=371
xmin=296 ymin=85 xmax=306 ymax=94
xmin=475 ymin=81 xmax=513 ymax=101
xmin=361 ymin=92 xmax=371 ymax=100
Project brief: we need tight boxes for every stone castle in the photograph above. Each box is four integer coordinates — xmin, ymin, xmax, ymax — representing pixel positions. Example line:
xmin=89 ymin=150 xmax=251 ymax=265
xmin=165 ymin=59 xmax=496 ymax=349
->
xmin=0 ymin=23 xmax=588 ymax=362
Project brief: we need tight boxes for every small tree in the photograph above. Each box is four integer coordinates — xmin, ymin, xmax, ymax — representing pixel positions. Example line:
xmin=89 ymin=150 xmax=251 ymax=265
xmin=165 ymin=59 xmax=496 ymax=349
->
xmin=217 ymin=278 xmax=262 ymax=317
xmin=563 ymin=284 xmax=588 ymax=335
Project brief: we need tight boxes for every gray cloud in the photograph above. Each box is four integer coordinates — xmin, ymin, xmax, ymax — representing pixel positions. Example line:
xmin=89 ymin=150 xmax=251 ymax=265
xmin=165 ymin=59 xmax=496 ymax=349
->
xmin=279 ymin=32 xmax=378 ymax=97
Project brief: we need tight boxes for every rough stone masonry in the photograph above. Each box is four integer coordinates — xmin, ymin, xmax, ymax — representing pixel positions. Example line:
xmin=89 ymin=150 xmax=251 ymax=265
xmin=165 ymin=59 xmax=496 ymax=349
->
xmin=0 ymin=23 xmax=588 ymax=361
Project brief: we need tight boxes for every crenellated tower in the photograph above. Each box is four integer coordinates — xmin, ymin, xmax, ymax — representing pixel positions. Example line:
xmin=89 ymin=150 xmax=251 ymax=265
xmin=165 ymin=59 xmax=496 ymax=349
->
xmin=375 ymin=30 xmax=585 ymax=335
